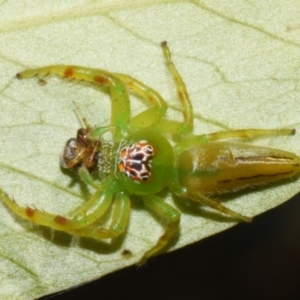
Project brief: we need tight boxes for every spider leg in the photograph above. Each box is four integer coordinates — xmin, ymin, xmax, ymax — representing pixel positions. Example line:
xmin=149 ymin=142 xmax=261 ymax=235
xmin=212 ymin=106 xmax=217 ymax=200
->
xmin=115 ymin=74 xmax=168 ymax=128
xmin=168 ymin=184 xmax=251 ymax=223
xmin=154 ymin=41 xmax=193 ymax=134
xmin=0 ymin=176 xmax=120 ymax=231
xmin=16 ymin=41 xmax=193 ymax=136
xmin=115 ymin=41 xmax=193 ymax=134
xmin=175 ymin=128 xmax=295 ymax=154
xmin=72 ymin=191 xmax=130 ymax=240
xmin=17 ymin=66 xmax=131 ymax=137
xmin=140 ymin=195 xmax=180 ymax=265
xmin=190 ymin=193 xmax=251 ymax=222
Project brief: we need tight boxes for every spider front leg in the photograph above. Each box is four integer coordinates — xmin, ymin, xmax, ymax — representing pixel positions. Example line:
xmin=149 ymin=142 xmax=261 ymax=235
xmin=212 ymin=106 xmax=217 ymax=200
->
xmin=0 ymin=177 xmax=130 ymax=240
xmin=17 ymin=66 xmax=131 ymax=138
xmin=17 ymin=41 xmax=192 ymax=136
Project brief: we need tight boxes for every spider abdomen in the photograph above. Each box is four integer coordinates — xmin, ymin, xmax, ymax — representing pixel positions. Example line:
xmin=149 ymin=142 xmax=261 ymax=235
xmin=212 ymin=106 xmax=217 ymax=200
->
xmin=177 ymin=142 xmax=300 ymax=195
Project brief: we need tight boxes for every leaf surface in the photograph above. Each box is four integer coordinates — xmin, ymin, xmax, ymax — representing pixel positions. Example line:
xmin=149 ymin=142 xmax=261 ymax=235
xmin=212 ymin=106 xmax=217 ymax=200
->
xmin=0 ymin=1 xmax=300 ymax=298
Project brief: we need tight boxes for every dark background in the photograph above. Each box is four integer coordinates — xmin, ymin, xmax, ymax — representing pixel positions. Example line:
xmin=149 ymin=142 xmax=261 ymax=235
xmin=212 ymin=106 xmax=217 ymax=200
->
xmin=42 ymin=193 xmax=300 ymax=300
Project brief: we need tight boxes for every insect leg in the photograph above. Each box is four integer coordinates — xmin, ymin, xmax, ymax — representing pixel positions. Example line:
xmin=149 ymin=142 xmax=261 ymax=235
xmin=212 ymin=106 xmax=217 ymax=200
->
xmin=140 ymin=195 xmax=180 ymax=265
xmin=76 ymin=166 xmax=99 ymax=188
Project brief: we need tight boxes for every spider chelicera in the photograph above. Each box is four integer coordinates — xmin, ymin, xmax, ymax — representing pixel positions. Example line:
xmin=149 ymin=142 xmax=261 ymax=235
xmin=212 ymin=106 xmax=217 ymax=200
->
xmin=1 ymin=41 xmax=299 ymax=265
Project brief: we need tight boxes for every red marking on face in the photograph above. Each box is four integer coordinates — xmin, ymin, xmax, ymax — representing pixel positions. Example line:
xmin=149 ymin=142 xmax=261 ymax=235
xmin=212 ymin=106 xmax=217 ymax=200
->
xmin=94 ymin=76 xmax=108 ymax=85
xmin=26 ymin=207 xmax=35 ymax=218
xmin=64 ymin=68 xmax=74 ymax=77
xmin=54 ymin=215 xmax=68 ymax=225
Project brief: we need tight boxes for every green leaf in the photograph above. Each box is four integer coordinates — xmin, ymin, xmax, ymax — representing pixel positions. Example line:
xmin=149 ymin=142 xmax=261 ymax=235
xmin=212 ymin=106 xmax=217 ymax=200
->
xmin=1 ymin=1 xmax=300 ymax=298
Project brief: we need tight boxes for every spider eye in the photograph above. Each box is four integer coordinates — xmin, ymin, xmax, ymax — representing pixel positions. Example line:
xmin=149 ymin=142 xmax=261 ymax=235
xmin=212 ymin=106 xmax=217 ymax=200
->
xmin=145 ymin=145 xmax=154 ymax=154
